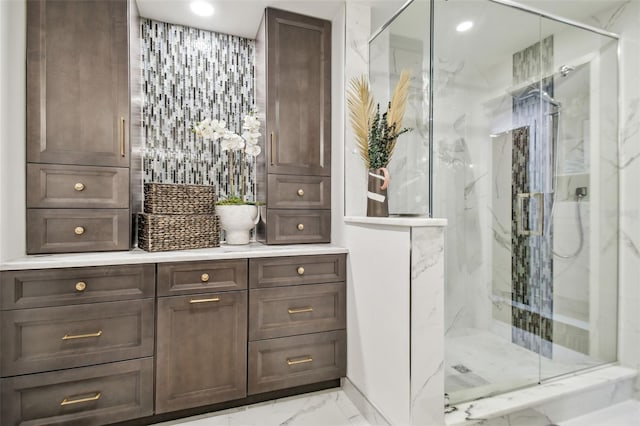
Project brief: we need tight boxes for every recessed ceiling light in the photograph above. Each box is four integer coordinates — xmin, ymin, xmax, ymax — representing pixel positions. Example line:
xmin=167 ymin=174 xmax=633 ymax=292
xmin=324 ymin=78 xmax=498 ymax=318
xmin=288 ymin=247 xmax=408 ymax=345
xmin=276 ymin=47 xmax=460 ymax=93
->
xmin=190 ymin=1 xmax=214 ymax=17
xmin=456 ymin=21 xmax=473 ymax=32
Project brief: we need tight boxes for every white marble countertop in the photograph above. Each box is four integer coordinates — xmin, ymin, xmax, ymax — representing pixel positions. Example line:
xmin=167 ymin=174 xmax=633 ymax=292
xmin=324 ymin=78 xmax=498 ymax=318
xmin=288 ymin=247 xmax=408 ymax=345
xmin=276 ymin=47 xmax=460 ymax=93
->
xmin=0 ymin=243 xmax=348 ymax=271
xmin=344 ymin=216 xmax=447 ymax=227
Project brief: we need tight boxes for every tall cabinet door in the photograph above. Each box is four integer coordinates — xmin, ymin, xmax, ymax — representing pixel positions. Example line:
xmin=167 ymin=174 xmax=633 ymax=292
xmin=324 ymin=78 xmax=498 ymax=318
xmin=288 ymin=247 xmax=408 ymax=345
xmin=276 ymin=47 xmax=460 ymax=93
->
xmin=266 ymin=9 xmax=331 ymax=176
xmin=156 ymin=291 xmax=247 ymax=413
xmin=27 ymin=0 xmax=129 ymax=167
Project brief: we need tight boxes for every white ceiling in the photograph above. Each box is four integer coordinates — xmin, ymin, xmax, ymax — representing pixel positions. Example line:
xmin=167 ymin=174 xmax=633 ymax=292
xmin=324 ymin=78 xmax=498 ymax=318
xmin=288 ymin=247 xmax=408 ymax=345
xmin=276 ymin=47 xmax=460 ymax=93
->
xmin=135 ymin=0 xmax=626 ymax=40
xmin=135 ymin=0 xmax=346 ymax=38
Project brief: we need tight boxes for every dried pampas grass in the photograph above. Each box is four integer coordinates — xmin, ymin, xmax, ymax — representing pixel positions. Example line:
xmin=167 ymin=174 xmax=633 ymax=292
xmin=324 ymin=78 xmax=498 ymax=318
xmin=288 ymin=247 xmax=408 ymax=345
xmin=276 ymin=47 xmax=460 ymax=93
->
xmin=347 ymin=70 xmax=413 ymax=169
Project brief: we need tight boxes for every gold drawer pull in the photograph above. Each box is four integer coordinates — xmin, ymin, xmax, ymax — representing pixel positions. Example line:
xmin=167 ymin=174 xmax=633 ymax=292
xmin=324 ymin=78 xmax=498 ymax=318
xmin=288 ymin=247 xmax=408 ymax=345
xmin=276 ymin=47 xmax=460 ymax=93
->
xmin=200 ymin=273 xmax=210 ymax=282
xmin=62 ymin=330 xmax=102 ymax=340
xmin=61 ymin=391 xmax=102 ymax=406
xmin=74 ymin=226 xmax=85 ymax=235
xmin=288 ymin=306 xmax=313 ymax=314
xmin=74 ymin=182 xmax=85 ymax=191
xmin=297 ymin=223 xmax=304 ymax=231
xmin=297 ymin=188 xmax=305 ymax=197
xmin=75 ymin=281 xmax=87 ymax=292
xmin=297 ymin=266 xmax=305 ymax=275
xmin=190 ymin=297 xmax=220 ymax=304
xmin=287 ymin=356 xmax=313 ymax=366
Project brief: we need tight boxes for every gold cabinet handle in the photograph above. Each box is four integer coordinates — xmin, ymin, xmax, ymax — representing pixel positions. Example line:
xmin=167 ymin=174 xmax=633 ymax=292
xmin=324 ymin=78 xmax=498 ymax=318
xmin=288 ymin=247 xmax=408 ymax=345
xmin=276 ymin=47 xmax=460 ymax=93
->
xmin=74 ymin=226 xmax=85 ymax=235
xmin=297 ymin=223 xmax=304 ymax=231
xmin=288 ymin=306 xmax=313 ymax=314
xmin=200 ymin=273 xmax=210 ymax=282
xmin=120 ymin=117 xmax=126 ymax=157
xmin=297 ymin=188 xmax=305 ymax=197
xmin=61 ymin=391 xmax=102 ymax=406
xmin=270 ymin=132 xmax=275 ymax=166
xmin=297 ymin=266 xmax=305 ymax=275
xmin=287 ymin=356 xmax=313 ymax=366
xmin=74 ymin=182 xmax=85 ymax=191
xmin=62 ymin=330 xmax=102 ymax=340
xmin=75 ymin=281 xmax=87 ymax=292
xmin=190 ymin=297 xmax=220 ymax=304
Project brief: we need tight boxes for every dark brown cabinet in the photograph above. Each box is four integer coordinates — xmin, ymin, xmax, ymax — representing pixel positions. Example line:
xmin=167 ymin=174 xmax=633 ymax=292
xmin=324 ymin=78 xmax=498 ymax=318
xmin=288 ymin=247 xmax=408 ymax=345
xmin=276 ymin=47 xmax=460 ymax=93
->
xmin=26 ymin=0 xmax=132 ymax=254
xmin=0 ymin=264 xmax=155 ymax=426
xmin=247 ymin=255 xmax=346 ymax=394
xmin=155 ymin=265 xmax=248 ymax=413
xmin=256 ymin=8 xmax=332 ymax=244
xmin=26 ymin=0 xmax=129 ymax=167
xmin=0 ymin=254 xmax=346 ymax=423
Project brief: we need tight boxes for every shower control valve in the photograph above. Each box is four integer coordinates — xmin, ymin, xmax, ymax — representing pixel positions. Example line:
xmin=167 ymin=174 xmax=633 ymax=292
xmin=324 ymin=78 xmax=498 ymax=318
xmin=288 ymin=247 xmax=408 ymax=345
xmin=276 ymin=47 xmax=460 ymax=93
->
xmin=575 ymin=187 xmax=588 ymax=198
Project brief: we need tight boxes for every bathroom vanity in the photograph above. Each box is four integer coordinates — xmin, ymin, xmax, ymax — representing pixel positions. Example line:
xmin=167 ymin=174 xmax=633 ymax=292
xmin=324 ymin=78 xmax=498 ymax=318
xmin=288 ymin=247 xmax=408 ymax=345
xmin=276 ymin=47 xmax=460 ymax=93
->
xmin=0 ymin=246 xmax=347 ymax=425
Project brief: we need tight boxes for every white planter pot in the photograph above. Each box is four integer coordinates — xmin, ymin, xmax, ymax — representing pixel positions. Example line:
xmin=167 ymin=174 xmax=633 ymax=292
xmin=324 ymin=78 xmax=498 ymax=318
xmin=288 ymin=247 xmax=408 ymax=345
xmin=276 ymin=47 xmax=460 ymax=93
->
xmin=217 ymin=204 xmax=260 ymax=245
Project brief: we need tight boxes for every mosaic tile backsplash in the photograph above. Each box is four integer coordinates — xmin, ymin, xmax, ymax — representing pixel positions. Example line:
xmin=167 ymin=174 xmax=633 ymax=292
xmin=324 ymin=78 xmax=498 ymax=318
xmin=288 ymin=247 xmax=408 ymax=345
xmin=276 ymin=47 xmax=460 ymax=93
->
xmin=141 ymin=19 xmax=256 ymax=200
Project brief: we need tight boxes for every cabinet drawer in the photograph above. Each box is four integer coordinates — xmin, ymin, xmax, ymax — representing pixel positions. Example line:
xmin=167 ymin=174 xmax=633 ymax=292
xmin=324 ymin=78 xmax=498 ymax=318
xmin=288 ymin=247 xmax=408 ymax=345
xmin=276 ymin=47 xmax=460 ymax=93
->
xmin=1 ymin=264 xmax=155 ymax=310
xmin=1 ymin=357 xmax=153 ymax=426
xmin=250 ymin=254 xmax=345 ymax=288
xmin=267 ymin=175 xmax=330 ymax=209
xmin=27 ymin=163 xmax=129 ymax=209
xmin=266 ymin=209 xmax=330 ymax=244
xmin=250 ymin=282 xmax=345 ymax=340
xmin=157 ymin=259 xmax=247 ymax=297
xmin=248 ymin=330 xmax=346 ymax=395
xmin=1 ymin=299 xmax=154 ymax=376
xmin=26 ymin=209 xmax=129 ymax=254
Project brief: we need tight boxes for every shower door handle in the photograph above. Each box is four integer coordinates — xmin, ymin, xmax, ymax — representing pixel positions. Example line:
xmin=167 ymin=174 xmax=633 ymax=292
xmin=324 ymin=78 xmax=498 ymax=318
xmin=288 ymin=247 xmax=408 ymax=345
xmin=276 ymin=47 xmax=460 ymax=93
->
xmin=516 ymin=193 xmax=544 ymax=237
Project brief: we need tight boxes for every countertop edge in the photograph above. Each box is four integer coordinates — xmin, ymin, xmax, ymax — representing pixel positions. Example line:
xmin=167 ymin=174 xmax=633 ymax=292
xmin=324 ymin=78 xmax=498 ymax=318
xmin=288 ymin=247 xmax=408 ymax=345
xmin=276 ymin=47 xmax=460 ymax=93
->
xmin=0 ymin=244 xmax=349 ymax=271
xmin=344 ymin=216 xmax=448 ymax=227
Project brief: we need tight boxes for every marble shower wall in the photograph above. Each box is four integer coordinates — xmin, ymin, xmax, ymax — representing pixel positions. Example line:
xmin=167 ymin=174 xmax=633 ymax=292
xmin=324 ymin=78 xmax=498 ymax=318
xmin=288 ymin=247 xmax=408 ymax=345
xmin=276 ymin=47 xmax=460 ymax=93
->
xmin=582 ymin=0 xmax=640 ymax=397
xmin=141 ymin=19 xmax=256 ymax=200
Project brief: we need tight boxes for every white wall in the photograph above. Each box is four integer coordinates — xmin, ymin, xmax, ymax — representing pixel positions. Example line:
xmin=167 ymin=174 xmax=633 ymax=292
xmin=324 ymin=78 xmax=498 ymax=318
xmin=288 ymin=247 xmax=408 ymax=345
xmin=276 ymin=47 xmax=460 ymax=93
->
xmin=0 ymin=0 xmax=26 ymax=262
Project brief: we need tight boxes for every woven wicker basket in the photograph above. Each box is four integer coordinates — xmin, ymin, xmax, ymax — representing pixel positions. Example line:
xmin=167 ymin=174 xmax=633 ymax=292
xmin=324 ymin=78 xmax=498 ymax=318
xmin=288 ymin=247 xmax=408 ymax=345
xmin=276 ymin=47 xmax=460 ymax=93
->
xmin=144 ymin=183 xmax=216 ymax=215
xmin=138 ymin=213 xmax=220 ymax=252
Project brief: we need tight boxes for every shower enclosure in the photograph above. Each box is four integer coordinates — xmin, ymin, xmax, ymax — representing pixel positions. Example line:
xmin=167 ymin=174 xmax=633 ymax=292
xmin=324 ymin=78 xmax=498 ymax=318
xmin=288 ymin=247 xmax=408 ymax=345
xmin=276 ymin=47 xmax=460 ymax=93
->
xmin=367 ymin=0 xmax=619 ymax=404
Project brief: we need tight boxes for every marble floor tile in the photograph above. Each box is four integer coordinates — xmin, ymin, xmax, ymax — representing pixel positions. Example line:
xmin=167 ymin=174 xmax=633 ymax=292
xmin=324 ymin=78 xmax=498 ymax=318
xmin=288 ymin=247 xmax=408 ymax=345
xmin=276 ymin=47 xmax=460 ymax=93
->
xmin=153 ymin=389 xmax=371 ymax=426
xmin=558 ymin=400 xmax=640 ymax=426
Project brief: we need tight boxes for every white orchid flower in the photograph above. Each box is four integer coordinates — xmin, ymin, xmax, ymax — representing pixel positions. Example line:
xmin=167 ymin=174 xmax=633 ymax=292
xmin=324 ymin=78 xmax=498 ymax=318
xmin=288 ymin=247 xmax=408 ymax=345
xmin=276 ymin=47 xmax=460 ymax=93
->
xmin=245 ymin=143 xmax=262 ymax=156
xmin=242 ymin=131 xmax=260 ymax=145
xmin=220 ymin=131 xmax=245 ymax=151
xmin=243 ymin=115 xmax=260 ymax=130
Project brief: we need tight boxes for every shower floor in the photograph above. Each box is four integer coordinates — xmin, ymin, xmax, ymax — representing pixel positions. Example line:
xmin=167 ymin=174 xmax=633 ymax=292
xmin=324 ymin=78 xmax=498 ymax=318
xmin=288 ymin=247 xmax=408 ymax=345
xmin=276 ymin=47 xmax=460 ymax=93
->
xmin=445 ymin=327 xmax=603 ymax=404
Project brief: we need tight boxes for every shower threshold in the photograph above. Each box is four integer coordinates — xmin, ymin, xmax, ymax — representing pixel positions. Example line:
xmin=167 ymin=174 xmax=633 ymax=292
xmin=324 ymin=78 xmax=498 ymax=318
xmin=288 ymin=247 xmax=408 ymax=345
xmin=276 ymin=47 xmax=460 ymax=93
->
xmin=445 ymin=365 xmax=636 ymax=425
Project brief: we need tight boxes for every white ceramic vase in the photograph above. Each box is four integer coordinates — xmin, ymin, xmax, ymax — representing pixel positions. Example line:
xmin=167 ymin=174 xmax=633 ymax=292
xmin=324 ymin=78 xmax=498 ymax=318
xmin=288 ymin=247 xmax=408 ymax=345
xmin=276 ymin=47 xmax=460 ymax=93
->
xmin=217 ymin=204 xmax=260 ymax=245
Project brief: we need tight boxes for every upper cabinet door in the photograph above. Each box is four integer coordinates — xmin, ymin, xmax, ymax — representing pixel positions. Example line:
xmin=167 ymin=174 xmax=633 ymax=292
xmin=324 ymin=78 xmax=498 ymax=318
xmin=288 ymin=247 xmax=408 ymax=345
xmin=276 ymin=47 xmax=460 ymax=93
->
xmin=267 ymin=9 xmax=331 ymax=176
xmin=27 ymin=0 xmax=129 ymax=167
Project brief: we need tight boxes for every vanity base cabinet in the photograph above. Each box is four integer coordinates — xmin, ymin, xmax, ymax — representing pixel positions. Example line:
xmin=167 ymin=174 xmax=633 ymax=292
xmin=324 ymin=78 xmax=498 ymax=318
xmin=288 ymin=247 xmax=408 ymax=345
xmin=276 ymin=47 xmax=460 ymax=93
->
xmin=0 ymin=357 xmax=153 ymax=426
xmin=247 ymin=255 xmax=347 ymax=395
xmin=155 ymin=291 xmax=248 ymax=414
xmin=0 ymin=264 xmax=155 ymax=426
xmin=0 ymin=253 xmax=346 ymax=424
